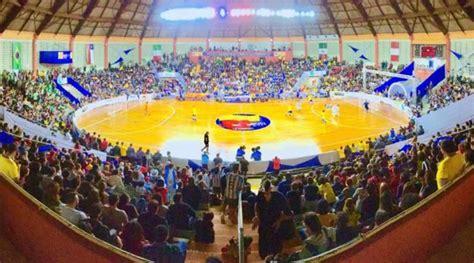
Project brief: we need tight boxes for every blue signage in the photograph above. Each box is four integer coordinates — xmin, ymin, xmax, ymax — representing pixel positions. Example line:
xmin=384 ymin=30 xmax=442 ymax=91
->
xmin=39 ymin=51 xmax=73 ymax=64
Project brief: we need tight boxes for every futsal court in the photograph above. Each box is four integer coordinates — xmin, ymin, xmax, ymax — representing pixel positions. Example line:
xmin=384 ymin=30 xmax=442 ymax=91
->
xmin=75 ymin=97 xmax=408 ymax=161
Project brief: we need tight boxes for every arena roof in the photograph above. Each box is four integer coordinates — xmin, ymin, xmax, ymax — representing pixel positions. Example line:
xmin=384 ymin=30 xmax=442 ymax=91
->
xmin=0 ymin=0 xmax=473 ymax=38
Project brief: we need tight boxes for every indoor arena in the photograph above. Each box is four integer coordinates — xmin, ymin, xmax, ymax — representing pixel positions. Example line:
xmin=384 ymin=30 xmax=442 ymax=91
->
xmin=0 ymin=0 xmax=473 ymax=262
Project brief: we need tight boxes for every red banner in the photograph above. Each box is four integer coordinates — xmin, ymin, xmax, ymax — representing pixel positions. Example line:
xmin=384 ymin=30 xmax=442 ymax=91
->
xmin=421 ymin=46 xmax=436 ymax=58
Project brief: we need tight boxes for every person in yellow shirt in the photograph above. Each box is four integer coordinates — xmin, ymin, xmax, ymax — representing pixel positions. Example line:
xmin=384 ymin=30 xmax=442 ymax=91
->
xmin=343 ymin=198 xmax=360 ymax=228
xmin=436 ymin=140 xmax=465 ymax=189
xmin=119 ymin=142 xmax=127 ymax=157
xmin=318 ymin=177 xmax=336 ymax=205
xmin=0 ymin=143 xmax=20 ymax=183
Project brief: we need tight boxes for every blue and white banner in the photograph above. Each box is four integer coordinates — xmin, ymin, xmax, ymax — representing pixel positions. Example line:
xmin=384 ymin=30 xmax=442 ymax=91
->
xmin=39 ymin=51 xmax=73 ymax=64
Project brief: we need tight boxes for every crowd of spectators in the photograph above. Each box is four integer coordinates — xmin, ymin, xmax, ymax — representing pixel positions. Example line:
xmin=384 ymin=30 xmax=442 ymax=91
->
xmin=425 ymin=78 xmax=473 ymax=113
xmin=0 ymin=115 xmax=472 ymax=261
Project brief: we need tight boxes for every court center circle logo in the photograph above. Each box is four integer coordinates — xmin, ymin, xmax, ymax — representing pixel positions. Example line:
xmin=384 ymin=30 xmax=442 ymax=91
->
xmin=216 ymin=113 xmax=271 ymax=131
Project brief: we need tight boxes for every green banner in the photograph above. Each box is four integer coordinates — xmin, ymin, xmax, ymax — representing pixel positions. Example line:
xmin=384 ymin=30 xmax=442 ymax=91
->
xmin=12 ymin=42 xmax=22 ymax=70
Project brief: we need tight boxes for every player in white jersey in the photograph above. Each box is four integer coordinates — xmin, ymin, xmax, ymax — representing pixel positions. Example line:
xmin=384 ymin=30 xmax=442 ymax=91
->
xmin=331 ymin=104 xmax=340 ymax=118
xmin=295 ymin=100 xmax=302 ymax=111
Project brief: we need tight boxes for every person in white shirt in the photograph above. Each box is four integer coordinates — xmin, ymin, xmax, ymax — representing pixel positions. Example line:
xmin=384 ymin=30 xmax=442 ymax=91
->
xmin=60 ymin=192 xmax=88 ymax=226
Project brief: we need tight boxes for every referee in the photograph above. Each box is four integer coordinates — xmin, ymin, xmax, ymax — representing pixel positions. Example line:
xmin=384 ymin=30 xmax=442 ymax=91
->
xmin=201 ymin=131 xmax=209 ymax=152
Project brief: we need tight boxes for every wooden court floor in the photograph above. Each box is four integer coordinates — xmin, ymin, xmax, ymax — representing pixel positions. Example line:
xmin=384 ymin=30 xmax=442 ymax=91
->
xmin=75 ymin=98 xmax=408 ymax=161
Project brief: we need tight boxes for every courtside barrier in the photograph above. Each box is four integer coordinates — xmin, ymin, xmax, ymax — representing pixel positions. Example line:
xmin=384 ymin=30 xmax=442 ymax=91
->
xmin=329 ymin=91 xmax=413 ymax=117
xmin=0 ymin=173 xmax=148 ymax=263
xmin=385 ymin=94 xmax=474 ymax=155
xmin=3 ymin=109 xmax=107 ymax=161
xmin=0 ymin=106 xmax=5 ymax=119
xmin=305 ymin=166 xmax=474 ymax=262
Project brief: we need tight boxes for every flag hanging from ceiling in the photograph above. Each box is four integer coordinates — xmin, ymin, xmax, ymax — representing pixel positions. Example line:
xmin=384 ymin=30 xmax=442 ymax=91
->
xmin=319 ymin=42 xmax=328 ymax=60
xmin=153 ymin=44 xmax=162 ymax=61
xmin=86 ymin=44 xmax=94 ymax=65
xmin=12 ymin=42 xmax=22 ymax=70
xmin=421 ymin=46 xmax=436 ymax=58
xmin=390 ymin=41 xmax=399 ymax=62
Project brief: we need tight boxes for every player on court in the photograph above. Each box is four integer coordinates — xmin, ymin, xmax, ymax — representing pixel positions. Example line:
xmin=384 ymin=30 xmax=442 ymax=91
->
xmin=363 ymin=100 xmax=370 ymax=112
xmin=144 ymin=101 xmax=149 ymax=116
xmin=320 ymin=109 xmax=327 ymax=124
xmin=331 ymin=104 xmax=339 ymax=118
xmin=201 ymin=131 xmax=209 ymax=152
xmin=296 ymin=99 xmax=302 ymax=112
xmin=192 ymin=106 xmax=197 ymax=121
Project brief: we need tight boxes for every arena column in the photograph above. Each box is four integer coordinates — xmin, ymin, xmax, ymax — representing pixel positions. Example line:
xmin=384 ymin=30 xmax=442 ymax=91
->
xmin=138 ymin=39 xmax=143 ymax=64
xmin=338 ymin=37 xmax=343 ymax=62
xmin=304 ymin=38 xmax=308 ymax=58
xmin=104 ymin=37 xmax=109 ymax=69
xmin=32 ymin=34 xmax=38 ymax=77
xmin=409 ymin=34 xmax=414 ymax=62
xmin=69 ymin=36 xmax=75 ymax=69
xmin=445 ymin=33 xmax=451 ymax=77
xmin=374 ymin=35 xmax=379 ymax=69
xmin=173 ymin=38 xmax=177 ymax=58
xmin=206 ymin=38 xmax=210 ymax=50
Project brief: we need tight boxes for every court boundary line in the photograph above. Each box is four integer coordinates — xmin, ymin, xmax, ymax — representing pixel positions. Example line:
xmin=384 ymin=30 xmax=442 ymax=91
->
xmin=96 ymin=104 xmax=176 ymax=135
xmin=344 ymin=99 xmax=407 ymax=126
xmin=79 ymin=102 xmax=142 ymax=130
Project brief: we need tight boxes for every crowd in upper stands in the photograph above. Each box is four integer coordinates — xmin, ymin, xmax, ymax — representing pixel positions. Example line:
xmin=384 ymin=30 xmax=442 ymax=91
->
xmin=0 ymin=51 xmax=473 ymax=262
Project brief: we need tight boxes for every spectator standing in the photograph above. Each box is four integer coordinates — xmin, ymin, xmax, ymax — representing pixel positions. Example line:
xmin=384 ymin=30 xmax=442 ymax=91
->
xmin=221 ymin=163 xmax=244 ymax=224
xmin=436 ymin=140 xmax=465 ymax=188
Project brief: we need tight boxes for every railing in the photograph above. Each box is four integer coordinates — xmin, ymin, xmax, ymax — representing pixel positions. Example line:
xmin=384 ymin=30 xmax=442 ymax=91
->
xmin=237 ymin=191 xmax=245 ymax=263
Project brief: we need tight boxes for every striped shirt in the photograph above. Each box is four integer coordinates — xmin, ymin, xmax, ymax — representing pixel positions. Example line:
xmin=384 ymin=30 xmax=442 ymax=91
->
xmin=224 ymin=172 xmax=243 ymax=200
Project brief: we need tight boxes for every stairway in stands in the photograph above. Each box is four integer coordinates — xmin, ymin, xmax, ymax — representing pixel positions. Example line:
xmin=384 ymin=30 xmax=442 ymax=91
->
xmin=186 ymin=213 xmax=260 ymax=262
xmin=185 ymin=207 xmax=303 ymax=263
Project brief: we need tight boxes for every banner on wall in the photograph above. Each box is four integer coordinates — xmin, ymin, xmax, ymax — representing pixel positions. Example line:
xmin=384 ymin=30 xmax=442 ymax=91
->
xmin=12 ymin=42 xmax=22 ymax=70
xmin=153 ymin=44 xmax=162 ymax=61
xmin=39 ymin=51 xmax=73 ymax=64
xmin=318 ymin=42 xmax=328 ymax=60
xmin=86 ymin=44 xmax=94 ymax=65
xmin=390 ymin=42 xmax=399 ymax=62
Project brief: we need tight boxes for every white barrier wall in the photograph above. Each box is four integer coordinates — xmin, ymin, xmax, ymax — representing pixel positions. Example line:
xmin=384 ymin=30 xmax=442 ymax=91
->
xmin=0 ymin=106 xmax=4 ymax=119
xmin=3 ymin=109 xmax=107 ymax=160
xmin=330 ymin=91 xmax=413 ymax=117
xmin=385 ymin=94 xmax=474 ymax=155
xmin=416 ymin=94 xmax=474 ymax=135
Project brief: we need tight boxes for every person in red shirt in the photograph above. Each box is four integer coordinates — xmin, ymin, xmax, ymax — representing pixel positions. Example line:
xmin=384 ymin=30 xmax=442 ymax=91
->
xmin=272 ymin=156 xmax=281 ymax=176
xmin=99 ymin=138 xmax=108 ymax=152
xmin=153 ymin=179 xmax=168 ymax=205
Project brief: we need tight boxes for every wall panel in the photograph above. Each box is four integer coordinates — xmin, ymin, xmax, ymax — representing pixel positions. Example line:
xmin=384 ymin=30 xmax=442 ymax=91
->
xmin=292 ymin=42 xmax=305 ymax=58
xmin=343 ymin=40 xmax=375 ymax=65
xmin=450 ymin=39 xmax=474 ymax=78
xmin=378 ymin=40 xmax=411 ymax=68
xmin=108 ymin=43 xmax=138 ymax=66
